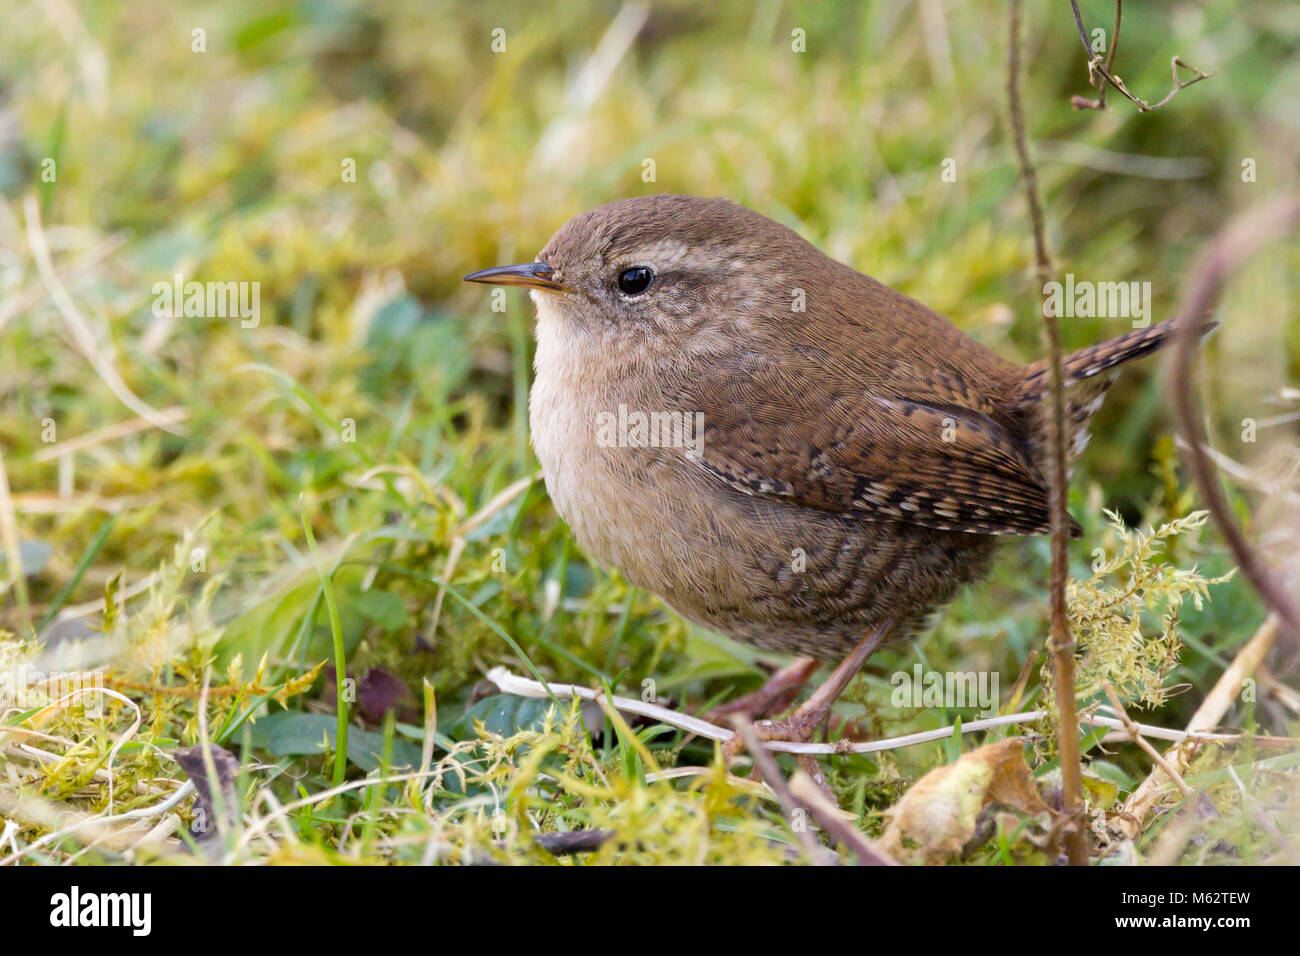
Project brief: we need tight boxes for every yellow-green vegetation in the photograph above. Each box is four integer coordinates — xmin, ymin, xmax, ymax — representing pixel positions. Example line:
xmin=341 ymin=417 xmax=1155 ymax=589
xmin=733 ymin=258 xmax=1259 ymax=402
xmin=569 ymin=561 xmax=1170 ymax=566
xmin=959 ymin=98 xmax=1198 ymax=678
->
xmin=1051 ymin=510 xmax=1232 ymax=710
xmin=0 ymin=1 xmax=1297 ymax=864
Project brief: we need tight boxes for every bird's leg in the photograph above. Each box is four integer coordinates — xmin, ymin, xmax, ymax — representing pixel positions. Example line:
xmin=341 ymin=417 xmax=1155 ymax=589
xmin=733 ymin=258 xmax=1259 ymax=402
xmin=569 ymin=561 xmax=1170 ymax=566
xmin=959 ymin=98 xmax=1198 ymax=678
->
xmin=703 ymin=656 xmax=821 ymax=723
xmin=731 ymin=622 xmax=891 ymax=747
xmin=724 ymin=622 xmax=892 ymax=801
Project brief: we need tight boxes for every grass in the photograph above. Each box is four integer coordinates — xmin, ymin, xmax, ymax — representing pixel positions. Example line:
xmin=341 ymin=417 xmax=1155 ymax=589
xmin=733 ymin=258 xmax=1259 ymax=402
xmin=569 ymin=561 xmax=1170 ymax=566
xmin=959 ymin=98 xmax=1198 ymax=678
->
xmin=0 ymin=0 xmax=1298 ymax=864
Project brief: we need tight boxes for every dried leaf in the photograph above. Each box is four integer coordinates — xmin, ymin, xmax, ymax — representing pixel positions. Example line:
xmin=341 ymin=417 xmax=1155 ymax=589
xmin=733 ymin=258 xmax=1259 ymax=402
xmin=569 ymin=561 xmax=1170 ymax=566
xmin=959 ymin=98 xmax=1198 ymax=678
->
xmin=880 ymin=738 xmax=1049 ymax=863
xmin=356 ymin=667 xmax=414 ymax=723
xmin=175 ymin=743 xmax=239 ymax=850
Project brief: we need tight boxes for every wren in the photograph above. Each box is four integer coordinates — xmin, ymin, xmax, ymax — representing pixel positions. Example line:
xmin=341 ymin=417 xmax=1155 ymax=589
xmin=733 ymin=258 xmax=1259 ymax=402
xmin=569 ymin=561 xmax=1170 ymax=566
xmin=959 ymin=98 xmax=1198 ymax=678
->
xmin=465 ymin=194 xmax=1185 ymax=758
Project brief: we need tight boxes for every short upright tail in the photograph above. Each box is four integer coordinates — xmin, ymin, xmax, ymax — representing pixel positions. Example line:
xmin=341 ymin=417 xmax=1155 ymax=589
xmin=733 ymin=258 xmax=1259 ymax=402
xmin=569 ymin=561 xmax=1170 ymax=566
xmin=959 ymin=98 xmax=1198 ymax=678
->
xmin=1009 ymin=315 xmax=1213 ymax=484
xmin=1012 ymin=317 xmax=1194 ymax=405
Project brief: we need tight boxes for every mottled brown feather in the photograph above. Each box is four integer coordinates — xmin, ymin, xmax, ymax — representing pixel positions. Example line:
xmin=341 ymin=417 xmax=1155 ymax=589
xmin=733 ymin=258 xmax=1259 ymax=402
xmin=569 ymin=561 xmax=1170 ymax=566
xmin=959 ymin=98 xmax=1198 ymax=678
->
xmin=686 ymin=354 xmax=1069 ymax=535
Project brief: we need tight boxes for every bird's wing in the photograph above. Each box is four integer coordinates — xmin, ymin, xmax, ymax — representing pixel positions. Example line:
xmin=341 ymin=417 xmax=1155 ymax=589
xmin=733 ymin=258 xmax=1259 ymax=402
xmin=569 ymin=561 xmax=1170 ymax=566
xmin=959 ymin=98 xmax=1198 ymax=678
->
xmin=684 ymin=355 xmax=1072 ymax=537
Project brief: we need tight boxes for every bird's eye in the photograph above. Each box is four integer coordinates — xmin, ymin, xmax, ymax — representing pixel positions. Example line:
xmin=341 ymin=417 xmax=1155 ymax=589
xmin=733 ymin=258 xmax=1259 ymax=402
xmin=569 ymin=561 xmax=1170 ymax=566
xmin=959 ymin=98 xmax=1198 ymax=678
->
xmin=617 ymin=266 xmax=654 ymax=296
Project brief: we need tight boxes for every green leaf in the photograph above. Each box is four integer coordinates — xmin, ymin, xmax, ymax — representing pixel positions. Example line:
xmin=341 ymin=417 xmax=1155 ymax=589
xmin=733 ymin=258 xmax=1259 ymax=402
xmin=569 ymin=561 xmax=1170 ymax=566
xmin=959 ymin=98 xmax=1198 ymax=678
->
xmin=449 ymin=694 xmax=567 ymax=742
xmin=248 ymin=711 xmax=421 ymax=772
xmin=1085 ymin=759 xmax=1135 ymax=796
xmin=365 ymin=296 xmax=423 ymax=345
xmin=354 ymin=589 xmax=408 ymax=632
xmin=945 ymin=717 xmax=964 ymax=764
xmin=215 ymin=566 xmax=371 ymax=676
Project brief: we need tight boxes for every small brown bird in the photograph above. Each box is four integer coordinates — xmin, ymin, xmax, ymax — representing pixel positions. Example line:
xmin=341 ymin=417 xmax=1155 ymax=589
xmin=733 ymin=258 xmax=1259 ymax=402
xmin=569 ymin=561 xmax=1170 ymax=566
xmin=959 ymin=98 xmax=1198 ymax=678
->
xmin=465 ymin=194 xmax=1183 ymax=767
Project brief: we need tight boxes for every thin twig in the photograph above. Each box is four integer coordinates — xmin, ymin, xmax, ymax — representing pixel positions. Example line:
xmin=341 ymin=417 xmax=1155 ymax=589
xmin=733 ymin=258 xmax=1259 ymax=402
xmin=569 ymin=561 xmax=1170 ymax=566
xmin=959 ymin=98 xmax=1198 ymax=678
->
xmin=1102 ymin=0 xmax=1121 ymax=104
xmin=1008 ymin=0 xmax=1088 ymax=867
xmin=1068 ymin=0 xmax=1213 ymax=112
xmin=485 ymin=667 xmax=1298 ymax=754
xmin=1102 ymin=681 xmax=1190 ymax=798
xmin=1169 ymin=197 xmax=1300 ymax=650
xmin=731 ymin=717 xmax=836 ymax=865
xmin=786 ymin=771 xmax=897 ymax=866
xmin=1069 ymin=0 xmax=1123 ymax=109
xmin=23 ymin=196 xmax=184 ymax=437
xmin=31 ymin=407 xmax=190 ymax=463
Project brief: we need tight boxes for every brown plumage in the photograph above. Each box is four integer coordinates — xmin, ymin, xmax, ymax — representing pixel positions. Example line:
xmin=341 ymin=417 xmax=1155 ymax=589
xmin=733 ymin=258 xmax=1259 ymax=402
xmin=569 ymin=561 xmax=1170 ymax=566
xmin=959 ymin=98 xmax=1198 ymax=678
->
xmin=465 ymin=193 xmax=1186 ymax=677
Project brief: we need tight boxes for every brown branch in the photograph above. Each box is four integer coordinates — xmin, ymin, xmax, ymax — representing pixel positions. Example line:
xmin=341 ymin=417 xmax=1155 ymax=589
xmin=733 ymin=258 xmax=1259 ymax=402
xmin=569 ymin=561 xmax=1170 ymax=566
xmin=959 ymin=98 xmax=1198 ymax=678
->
xmin=1008 ymin=0 xmax=1088 ymax=867
xmin=1102 ymin=0 xmax=1122 ymax=103
xmin=1101 ymin=681 xmax=1191 ymax=799
xmin=786 ymin=771 xmax=898 ymax=867
xmin=1170 ymin=197 xmax=1300 ymax=651
xmin=1069 ymin=0 xmax=1213 ymax=112
xmin=1070 ymin=0 xmax=1122 ymax=110
xmin=730 ymin=717 xmax=838 ymax=866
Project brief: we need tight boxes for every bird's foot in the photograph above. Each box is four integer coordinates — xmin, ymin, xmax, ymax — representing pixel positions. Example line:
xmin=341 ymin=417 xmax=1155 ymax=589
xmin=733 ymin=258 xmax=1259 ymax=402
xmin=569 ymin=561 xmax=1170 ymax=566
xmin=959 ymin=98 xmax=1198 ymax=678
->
xmin=720 ymin=623 xmax=895 ymax=807
xmin=702 ymin=657 xmax=820 ymax=724
xmin=724 ymin=695 xmax=838 ymax=805
xmin=725 ymin=697 xmax=831 ymax=753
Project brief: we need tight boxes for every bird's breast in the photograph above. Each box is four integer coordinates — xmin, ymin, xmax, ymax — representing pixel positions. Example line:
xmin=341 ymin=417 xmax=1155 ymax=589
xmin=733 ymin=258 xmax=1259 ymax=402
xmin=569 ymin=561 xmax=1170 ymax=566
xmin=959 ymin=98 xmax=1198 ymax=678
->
xmin=530 ymin=310 xmax=663 ymax=573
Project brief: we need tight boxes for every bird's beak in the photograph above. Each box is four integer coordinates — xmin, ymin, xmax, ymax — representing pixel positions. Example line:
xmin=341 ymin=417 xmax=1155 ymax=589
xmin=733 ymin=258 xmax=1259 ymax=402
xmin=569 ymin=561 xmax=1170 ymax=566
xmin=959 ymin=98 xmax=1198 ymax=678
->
xmin=462 ymin=261 xmax=570 ymax=294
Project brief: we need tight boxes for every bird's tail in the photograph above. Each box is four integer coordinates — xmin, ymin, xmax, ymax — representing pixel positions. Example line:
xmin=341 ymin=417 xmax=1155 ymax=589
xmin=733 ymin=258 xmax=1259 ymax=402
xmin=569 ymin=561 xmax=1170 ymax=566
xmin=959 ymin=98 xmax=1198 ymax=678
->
xmin=1012 ymin=317 xmax=1193 ymax=405
xmin=1009 ymin=315 xmax=1213 ymax=478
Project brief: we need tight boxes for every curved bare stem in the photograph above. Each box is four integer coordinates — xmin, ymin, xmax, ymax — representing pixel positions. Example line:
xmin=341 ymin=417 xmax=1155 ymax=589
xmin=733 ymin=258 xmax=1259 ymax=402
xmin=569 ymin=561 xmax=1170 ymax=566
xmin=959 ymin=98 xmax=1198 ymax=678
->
xmin=1169 ymin=197 xmax=1300 ymax=650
